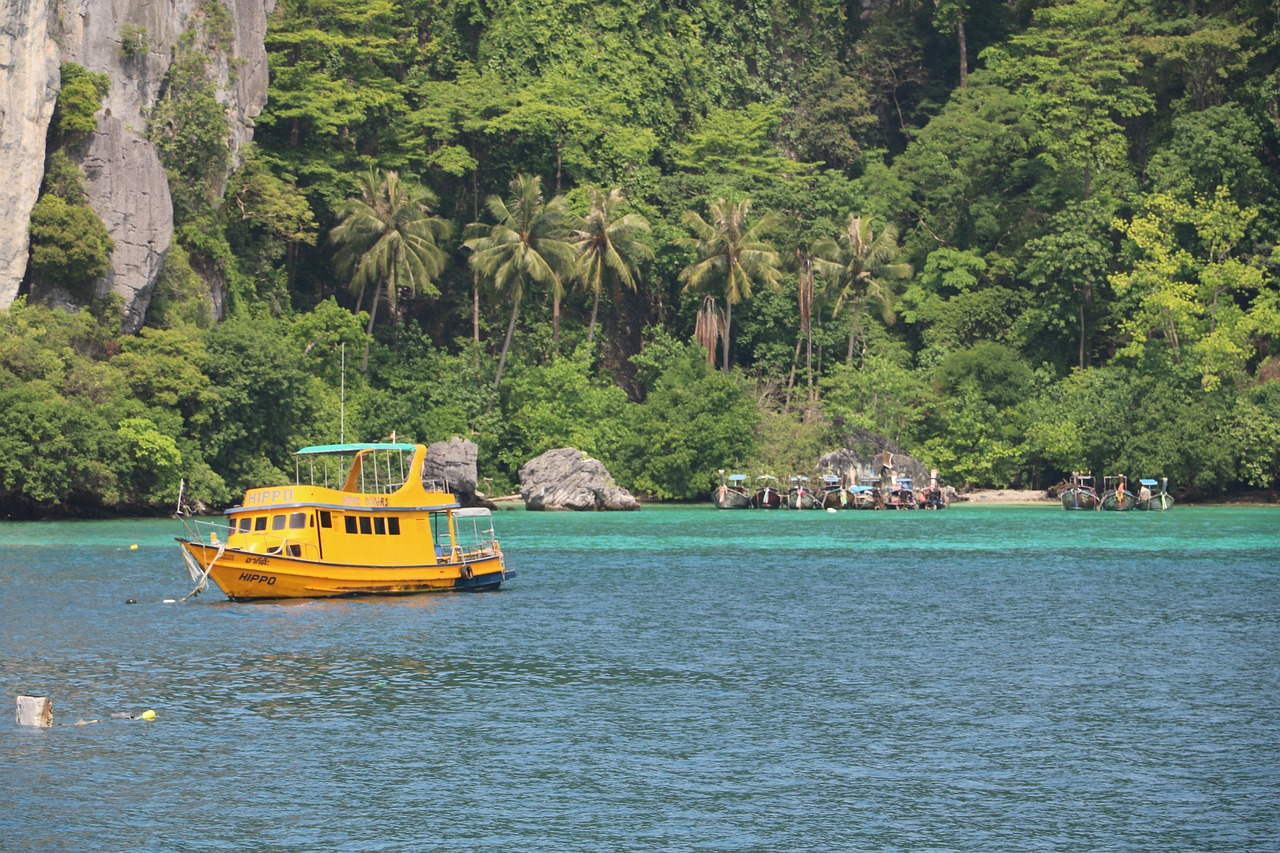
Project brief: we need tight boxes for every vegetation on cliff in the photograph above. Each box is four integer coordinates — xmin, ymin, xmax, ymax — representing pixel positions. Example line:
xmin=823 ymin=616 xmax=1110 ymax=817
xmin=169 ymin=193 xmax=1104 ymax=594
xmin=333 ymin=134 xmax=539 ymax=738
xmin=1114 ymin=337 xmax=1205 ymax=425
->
xmin=7 ymin=0 xmax=1280 ymax=516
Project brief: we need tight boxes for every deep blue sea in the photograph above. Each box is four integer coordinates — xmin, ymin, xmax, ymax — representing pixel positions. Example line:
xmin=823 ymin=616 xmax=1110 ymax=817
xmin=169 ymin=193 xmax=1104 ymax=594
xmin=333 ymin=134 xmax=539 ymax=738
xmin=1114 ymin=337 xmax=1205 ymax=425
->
xmin=2 ymin=504 xmax=1278 ymax=851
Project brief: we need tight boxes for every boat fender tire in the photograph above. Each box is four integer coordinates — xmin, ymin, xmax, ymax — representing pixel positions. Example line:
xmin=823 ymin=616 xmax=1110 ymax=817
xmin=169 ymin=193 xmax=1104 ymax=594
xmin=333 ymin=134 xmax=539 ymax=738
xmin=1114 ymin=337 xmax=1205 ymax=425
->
xmin=461 ymin=564 xmax=474 ymax=581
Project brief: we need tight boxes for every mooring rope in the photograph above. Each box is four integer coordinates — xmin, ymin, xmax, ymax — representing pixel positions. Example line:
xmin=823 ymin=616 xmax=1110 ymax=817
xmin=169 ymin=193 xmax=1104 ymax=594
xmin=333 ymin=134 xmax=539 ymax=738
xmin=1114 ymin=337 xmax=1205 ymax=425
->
xmin=180 ymin=542 xmax=225 ymax=602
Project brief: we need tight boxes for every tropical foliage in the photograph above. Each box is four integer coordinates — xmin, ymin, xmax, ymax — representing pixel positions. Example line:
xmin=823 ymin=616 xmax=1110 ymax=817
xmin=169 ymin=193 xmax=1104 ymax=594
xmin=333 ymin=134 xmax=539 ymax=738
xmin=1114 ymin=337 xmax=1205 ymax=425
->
xmin=6 ymin=0 xmax=1280 ymax=515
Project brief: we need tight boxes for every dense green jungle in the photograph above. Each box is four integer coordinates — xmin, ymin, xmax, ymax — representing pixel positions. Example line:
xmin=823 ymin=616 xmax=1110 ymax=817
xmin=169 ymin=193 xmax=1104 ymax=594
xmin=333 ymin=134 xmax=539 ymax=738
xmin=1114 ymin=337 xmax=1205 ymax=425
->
xmin=4 ymin=0 xmax=1280 ymax=517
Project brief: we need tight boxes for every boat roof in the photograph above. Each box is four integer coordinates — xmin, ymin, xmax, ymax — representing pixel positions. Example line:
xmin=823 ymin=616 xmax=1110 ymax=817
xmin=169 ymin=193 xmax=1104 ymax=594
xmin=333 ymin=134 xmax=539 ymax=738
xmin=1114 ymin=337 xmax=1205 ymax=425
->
xmin=453 ymin=507 xmax=493 ymax=518
xmin=296 ymin=442 xmax=418 ymax=455
xmin=849 ymin=485 xmax=872 ymax=493
xmin=728 ymin=474 xmax=747 ymax=482
xmin=1139 ymin=478 xmax=1159 ymax=486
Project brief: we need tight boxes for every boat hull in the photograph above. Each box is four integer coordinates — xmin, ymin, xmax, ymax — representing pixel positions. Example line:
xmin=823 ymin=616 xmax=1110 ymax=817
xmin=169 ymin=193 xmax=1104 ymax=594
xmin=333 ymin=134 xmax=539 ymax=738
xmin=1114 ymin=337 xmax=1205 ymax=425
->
xmin=1061 ymin=488 xmax=1100 ymax=510
xmin=179 ymin=539 xmax=508 ymax=601
xmin=1100 ymin=491 xmax=1137 ymax=511
xmin=1136 ymin=494 xmax=1175 ymax=511
xmin=713 ymin=487 xmax=753 ymax=509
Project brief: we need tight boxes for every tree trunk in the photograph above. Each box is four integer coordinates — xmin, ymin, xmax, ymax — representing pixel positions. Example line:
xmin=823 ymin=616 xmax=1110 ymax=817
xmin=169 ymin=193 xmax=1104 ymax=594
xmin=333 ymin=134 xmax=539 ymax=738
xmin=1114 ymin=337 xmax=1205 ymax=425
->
xmin=784 ymin=336 xmax=803 ymax=412
xmin=723 ymin=300 xmax=733 ymax=373
xmin=488 ymin=298 xmax=520 ymax=413
xmin=1078 ymin=300 xmax=1086 ymax=370
xmin=473 ymin=276 xmax=480 ymax=343
xmin=806 ymin=327 xmax=814 ymax=403
xmin=362 ymin=291 xmax=380 ymax=375
xmin=957 ymin=10 xmax=968 ymax=89
xmin=587 ymin=289 xmax=600 ymax=346
xmin=552 ymin=290 xmax=561 ymax=351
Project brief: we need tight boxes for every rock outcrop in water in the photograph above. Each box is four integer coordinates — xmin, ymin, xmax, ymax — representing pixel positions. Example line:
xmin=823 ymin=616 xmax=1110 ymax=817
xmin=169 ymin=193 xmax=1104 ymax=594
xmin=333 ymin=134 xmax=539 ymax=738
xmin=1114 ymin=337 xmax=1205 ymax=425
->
xmin=519 ymin=447 xmax=639 ymax=511
xmin=0 ymin=0 xmax=275 ymax=329
xmin=423 ymin=437 xmax=495 ymax=508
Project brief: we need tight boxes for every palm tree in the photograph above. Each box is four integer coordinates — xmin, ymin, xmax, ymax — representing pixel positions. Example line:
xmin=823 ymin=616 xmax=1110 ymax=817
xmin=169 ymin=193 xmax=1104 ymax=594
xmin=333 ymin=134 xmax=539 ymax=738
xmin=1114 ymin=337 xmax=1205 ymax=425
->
xmin=570 ymin=187 xmax=653 ymax=346
xmin=330 ymin=168 xmax=450 ymax=372
xmin=814 ymin=214 xmax=912 ymax=364
xmin=785 ymin=243 xmax=821 ymax=410
xmin=464 ymin=174 xmax=576 ymax=402
xmin=676 ymin=197 xmax=783 ymax=372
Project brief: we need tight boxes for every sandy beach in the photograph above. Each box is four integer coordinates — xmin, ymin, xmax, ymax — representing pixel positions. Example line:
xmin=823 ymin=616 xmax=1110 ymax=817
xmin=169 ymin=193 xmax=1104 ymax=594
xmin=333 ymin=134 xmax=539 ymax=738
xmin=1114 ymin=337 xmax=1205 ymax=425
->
xmin=955 ymin=489 xmax=1057 ymax=504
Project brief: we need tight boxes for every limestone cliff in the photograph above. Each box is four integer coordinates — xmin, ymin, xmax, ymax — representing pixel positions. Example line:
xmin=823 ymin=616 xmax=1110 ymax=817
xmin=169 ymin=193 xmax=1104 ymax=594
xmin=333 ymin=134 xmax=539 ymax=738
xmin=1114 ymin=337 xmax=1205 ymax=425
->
xmin=0 ymin=0 xmax=274 ymax=330
xmin=0 ymin=0 xmax=60 ymax=309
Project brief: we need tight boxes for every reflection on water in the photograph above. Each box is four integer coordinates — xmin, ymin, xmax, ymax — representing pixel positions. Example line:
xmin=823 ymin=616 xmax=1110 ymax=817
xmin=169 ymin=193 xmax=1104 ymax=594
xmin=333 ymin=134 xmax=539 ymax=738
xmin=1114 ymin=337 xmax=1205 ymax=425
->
xmin=2 ymin=506 xmax=1278 ymax=851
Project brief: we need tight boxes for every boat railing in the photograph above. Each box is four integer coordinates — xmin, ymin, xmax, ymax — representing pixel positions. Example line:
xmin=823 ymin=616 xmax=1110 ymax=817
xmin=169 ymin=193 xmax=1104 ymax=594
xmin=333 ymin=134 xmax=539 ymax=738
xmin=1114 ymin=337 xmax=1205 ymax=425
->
xmin=182 ymin=517 xmax=321 ymax=561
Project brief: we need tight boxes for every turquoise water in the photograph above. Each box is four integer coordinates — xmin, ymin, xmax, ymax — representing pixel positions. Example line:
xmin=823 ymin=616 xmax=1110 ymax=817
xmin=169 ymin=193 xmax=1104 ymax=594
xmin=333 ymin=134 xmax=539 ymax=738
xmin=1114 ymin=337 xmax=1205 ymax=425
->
xmin=2 ymin=505 xmax=1278 ymax=851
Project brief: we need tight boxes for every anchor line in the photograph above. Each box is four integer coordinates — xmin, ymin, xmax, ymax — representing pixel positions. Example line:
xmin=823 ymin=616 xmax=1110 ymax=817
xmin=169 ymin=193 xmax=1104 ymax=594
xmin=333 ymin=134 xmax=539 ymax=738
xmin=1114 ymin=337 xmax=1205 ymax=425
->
xmin=180 ymin=542 xmax=225 ymax=602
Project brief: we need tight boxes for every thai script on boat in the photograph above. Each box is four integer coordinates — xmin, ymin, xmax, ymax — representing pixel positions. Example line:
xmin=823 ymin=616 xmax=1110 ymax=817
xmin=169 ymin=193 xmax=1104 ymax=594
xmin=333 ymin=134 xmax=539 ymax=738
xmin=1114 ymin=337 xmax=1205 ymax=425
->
xmin=340 ymin=495 xmax=389 ymax=507
xmin=244 ymin=488 xmax=294 ymax=506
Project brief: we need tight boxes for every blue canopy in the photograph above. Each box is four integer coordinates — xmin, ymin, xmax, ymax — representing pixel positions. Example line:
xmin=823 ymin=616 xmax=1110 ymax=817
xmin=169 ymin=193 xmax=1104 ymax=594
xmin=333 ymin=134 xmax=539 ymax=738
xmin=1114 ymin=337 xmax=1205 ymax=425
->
xmin=728 ymin=474 xmax=747 ymax=482
xmin=1139 ymin=478 xmax=1159 ymax=486
xmin=296 ymin=442 xmax=417 ymax=455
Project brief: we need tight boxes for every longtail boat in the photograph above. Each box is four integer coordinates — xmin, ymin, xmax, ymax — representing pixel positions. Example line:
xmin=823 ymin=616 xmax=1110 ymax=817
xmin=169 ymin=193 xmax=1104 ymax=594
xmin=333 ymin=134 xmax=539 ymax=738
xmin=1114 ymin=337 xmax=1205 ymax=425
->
xmin=787 ymin=476 xmax=821 ymax=510
xmin=820 ymin=475 xmax=850 ymax=509
xmin=713 ymin=470 xmax=753 ymax=509
xmin=1135 ymin=477 xmax=1175 ymax=511
xmin=1061 ymin=471 xmax=1101 ymax=511
xmin=176 ymin=441 xmax=511 ymax=601
xmin=751 ymin=475 xmax=782 ymax=509
xmin=1100 ymin=475 xmax=1137 ymax=511
xmin=917 ymin=468 xmax=948 ymax=509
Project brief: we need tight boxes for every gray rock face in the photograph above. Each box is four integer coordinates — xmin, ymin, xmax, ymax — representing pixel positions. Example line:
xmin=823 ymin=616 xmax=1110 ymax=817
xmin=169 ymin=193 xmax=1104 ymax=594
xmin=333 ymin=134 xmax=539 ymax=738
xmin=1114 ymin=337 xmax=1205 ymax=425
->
xmin=816 ymin=447 xmax=929 ymax=487
xmin=80 ymin=113 xmax=173 ymax=331
xmin=0 ymin=0 xmax=275 ymax=328
xmin=519 ymin=448 xmax=640 ymax=511
xmin=0 ymin=0 xmax=60 ymax=308
xmin=423 ymin=437 xmax=489 ymax=508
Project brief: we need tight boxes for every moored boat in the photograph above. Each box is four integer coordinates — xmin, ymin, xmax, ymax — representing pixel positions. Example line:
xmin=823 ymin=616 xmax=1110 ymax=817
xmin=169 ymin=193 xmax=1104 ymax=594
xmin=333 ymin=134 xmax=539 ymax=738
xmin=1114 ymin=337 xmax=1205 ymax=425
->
xmin=1100 ymin=475 xmax=1137 ymax=511
xmin=787 ymin=476 xmax=821 ymax=510
xmin=916 ymin=468 xmax=948 ymax=509
xmin=1135 ymin=477 xmax=1174 ymax=511
xmin=751 ymin=475 xmax=783 ymax=509
xmin=885 ymin=477 xmax=916 ymax=509
xmin=713 ymin=470 xmax=753 ymax=509
xmin=819 ymin=475 xmax=850 ymax=509
xmin=176 ymin=441 xmax=512 ymax=601
xmin=1061 ymin=471 xmax=1101 ymax=511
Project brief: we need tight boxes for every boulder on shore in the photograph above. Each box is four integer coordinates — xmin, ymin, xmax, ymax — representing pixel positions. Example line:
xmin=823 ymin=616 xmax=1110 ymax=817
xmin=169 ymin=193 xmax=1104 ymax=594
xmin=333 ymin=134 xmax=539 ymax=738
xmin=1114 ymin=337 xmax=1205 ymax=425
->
xmin=519 ymin=448 xmax=639 ymax=511
xmin=424 ymin=437 xmax=493 ymax=508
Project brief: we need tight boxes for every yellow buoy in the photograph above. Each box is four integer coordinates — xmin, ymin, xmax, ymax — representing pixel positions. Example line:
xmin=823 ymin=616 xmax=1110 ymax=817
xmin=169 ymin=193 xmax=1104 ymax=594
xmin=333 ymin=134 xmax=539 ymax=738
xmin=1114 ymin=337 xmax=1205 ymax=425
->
xmin=130 ymin=544 xmax=138 ymax=550
xmin=140 ymin=709 xmax=156 ymax=721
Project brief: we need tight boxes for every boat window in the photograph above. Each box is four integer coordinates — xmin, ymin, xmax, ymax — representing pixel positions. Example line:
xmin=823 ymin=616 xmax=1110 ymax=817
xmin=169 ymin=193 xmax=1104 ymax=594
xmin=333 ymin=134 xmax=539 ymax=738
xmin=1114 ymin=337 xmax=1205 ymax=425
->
xmin=319 ymin=511 xmax=332 ymax=528
xmin=272 ymin=515 xmax=286 ymax=531
xmin=254 ymin=516 xmax=267 ymax=532
xmin=238 ymin=517 xmax=251 ymax=533
xmin=373 ymin=517 xmax=386 ymax=535
xmin=388 ymin=517 xmax=400 ymax=536
xmin=359 ymin=516 xmax=372 ymax=535
xmin=289 ymin=511 xmax=306 ymax=530
xmin=344 ymin=515 xmax=357 ymax=534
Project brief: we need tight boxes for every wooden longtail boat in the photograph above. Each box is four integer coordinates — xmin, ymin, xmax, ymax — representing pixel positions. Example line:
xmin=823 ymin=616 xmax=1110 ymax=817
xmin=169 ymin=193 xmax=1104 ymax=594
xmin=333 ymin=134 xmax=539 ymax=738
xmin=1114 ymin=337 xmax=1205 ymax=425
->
xmin=1100 ymin=475 xmax=1137 ymax=511
xmin=820 ymin=475 xmax=850 ymax=509
xmin=176 ymin=442 xmax=511 ymax=601
xmin=1061 ymin=471 xmax=1101 ymax=511
xmin=1135 ymin=477 xmax=1175 ymax=511
xmin=713 ymin=470 xmax=753 ymax=509
xmin=752 ymin=475 xmax=783 ymax=509
xmin=787 ymin=476 xmax=821 ymax=510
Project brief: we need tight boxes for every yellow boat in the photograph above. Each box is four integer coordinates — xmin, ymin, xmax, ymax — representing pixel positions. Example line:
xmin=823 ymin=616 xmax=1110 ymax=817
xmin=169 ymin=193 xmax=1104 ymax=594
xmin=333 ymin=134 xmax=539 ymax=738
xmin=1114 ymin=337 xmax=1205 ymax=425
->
xmin=176 ymin=442 xmax=512 ymax=601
